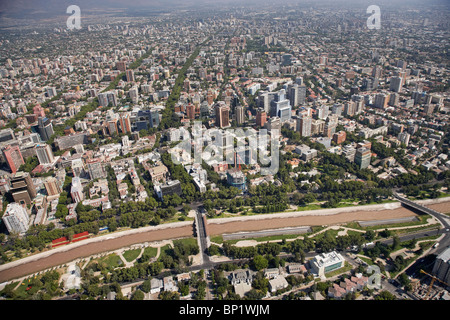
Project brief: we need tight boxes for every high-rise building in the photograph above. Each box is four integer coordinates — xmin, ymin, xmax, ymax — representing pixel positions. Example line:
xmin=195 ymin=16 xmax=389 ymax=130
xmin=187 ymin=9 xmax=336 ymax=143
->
xmin=133 ymin=109 xmax=160 ymax=131
xmin=226 ymin=169 xmax=247 ymax=191
xmin=126 ymin=69 xmax=135 ymax=82
xmin=129 ymin=86 xmax=139 ymax=103
xmin=389 ymin=76 xmax=403 ymax=93
xmin=186 ymin=104 xmax=196 ymax=120
xmin=116 ymin=60 xmax=127 ymax=72
xmin=10 ymin=171 xmax=36 ymax=205
xmin=119 ymin=113 xmax=132 ymax=134
xmin=424 ymin=104 xmax=435 ymax=116
xmin=344 ymin=101 xmax=356 ymax=117
xmin=355 ymin=147 xmax=371 ymax=169
xmin=389 ymin=93 xmax=400 ymax=107
xmin=333 ymin=131 xmax=347 ymax=145
xmin=256 ymin=110 xmax=267 ymax=128
xmin=398 ymin=131 xmax=411 ymax=146
xmin=235 ymin=105 xmax=245 ymax=125
xmin=44 ymin=177 xmax=62 ymax=196
xmin=311 ymin=119 xmax=325 ymax=135
xmin=297 ymin=116 xmax=312 ymax=137
xmin=70 ymin=176 xmax=84 ymax=203
xmin=374 ymin=93 xmax=389 ymax=109
xmin=107 ymin=120 xmax=119 ymax=135
xmin=37 ymin=117 xmax=54 ymax=141
xmin=2 ymin=145 xmax=24 ymax=174
xmin=2 ymin=202 xmax=29 ymax=234
xmin=215 ymin=103 xmax=230 ymax=128
xmin=288 ymin=84 xmax=299 ymax=107
xmin=35 ymin=144 xmax=55 ymax=165
xmin=98 ymin=91 xmax=118 ymax=107
xmin=362 ymin=77 xmax=378 ymax=91
xmin=431 ymin=246 xmax=450 ymax=285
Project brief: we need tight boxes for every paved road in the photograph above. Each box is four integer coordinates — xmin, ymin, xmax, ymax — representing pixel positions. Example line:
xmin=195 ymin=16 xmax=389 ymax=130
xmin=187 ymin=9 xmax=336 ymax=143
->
xmin=393 ymin=193 xmax=450 ymax=256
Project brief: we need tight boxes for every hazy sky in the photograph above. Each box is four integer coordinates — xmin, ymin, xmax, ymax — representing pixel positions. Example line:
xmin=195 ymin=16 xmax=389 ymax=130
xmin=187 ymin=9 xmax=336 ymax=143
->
xmin=0 ymin=0 xmax=448 ymax=20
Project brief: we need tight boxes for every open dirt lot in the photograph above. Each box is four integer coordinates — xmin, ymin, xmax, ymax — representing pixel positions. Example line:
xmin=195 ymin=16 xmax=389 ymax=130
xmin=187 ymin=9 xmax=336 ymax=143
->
xmin=207 ymin=205 xmax=420 ymax=236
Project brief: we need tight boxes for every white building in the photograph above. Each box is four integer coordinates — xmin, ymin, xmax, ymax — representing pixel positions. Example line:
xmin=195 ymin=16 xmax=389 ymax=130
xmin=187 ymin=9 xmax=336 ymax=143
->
xmin=268 ymin=276 xmax=289 ymax=293
xmin=2 ymin=202 xmax=30 ymax=234
xmin=310 ymin=251 xmax=345 ymax=277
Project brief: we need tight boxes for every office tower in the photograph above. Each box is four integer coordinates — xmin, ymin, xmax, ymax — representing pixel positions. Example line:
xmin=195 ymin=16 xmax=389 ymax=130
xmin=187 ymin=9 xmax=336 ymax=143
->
xmin=70 ymin=176 xmax=84 ymax=203
xmin=10 ymin=171 xmax=36 ymax=205
xmin=186 ymin=104 xmax=196 ymax=120
xmin=46 ymin=87 xmax=57 ymax=98
xmin=133 ymin=110 xmax=160 ymax=131
xmin=119 ymin=113 xmax=132 ymax=133
xmin=2 ymin=145 xmax=24 ymax=174
xmin=277 ymin=102 xmax=291 ymax=123
xmin=226 ymin=169 xmax=247 ymax=191
xmin=282 ymin=54 xmax=293 ymax=66
xmin=2 ymin=203 xmax=30 ymax=234
xmin=256 ymin=110 xmax=267 ymax=128
xmin=236 ymin=105 xmax=245 ymax=125
xmin=389 ymin=76 xmax=403 ymax=93
xmin=271 ymin=89 xmax=291 ymax=123
xmin=37 ymin=117 xmax=54 ymax=141
xmin=35 ymin=144 xmax=55 ymax=164
xmin=215 ymin=103 xmax=230 ymax=128
xmin=355 ymin=147 xmax=371 ymax=169
xmin=44 ymin=177 xmax=62 ymax=196
xmin=374 ymin=93 xmax=389 ymax=109
xmin=431 ymin=247 xmax=450 ymax=285
xmin=288 ymin=84 xmax=299 ymax=107
xmin=126 ymin=69 xmax=135 ymax=82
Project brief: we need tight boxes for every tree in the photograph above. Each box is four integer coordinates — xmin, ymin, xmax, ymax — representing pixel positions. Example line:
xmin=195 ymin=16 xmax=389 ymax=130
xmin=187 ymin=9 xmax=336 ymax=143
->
xmin=251 ymin=255 xmax=268 ymax=271
xmin=375 ymin=290 xmax=396 ymax=300
xmin=131 ymin=289 xmax=145 ymax=300
xmin=141 ymin=279 xmax=152 ymax=293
